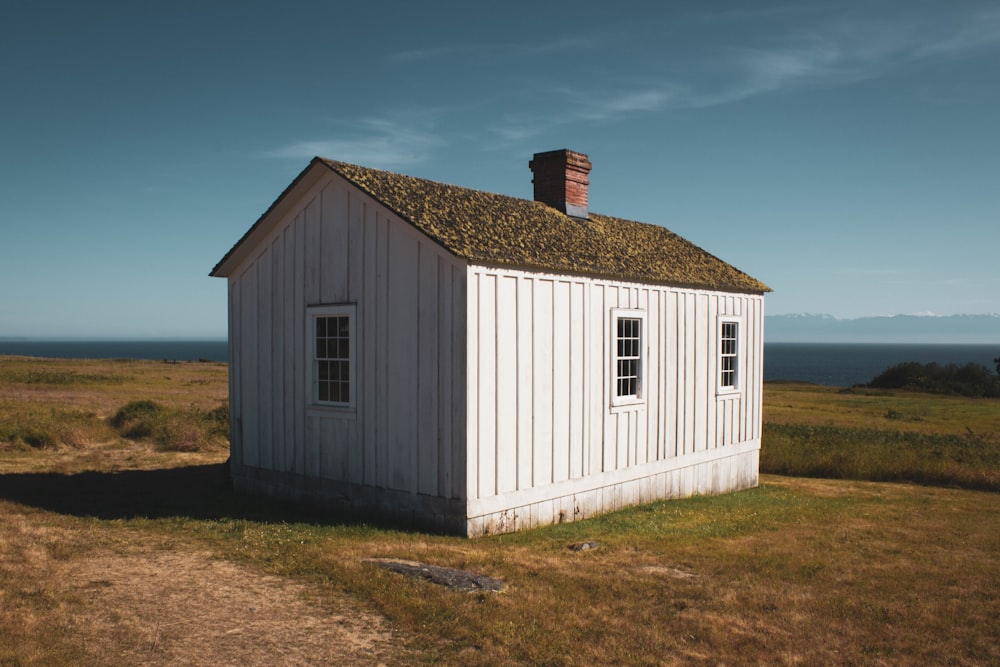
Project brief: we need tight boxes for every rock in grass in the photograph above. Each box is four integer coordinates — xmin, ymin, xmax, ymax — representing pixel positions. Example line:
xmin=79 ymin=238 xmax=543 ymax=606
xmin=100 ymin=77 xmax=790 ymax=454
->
xmin=365 ymin=559 xmax=504 ymax=592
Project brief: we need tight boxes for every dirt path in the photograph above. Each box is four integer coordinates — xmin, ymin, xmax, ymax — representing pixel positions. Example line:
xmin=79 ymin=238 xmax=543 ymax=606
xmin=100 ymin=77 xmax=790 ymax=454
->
xmin=64 ymin=550 xmax=401 ymax=666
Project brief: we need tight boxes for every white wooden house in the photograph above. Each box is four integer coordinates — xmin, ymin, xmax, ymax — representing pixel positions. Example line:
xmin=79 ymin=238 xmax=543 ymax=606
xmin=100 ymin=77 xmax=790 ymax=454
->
xmin=211 ymin=149 xmax=769 ymax=536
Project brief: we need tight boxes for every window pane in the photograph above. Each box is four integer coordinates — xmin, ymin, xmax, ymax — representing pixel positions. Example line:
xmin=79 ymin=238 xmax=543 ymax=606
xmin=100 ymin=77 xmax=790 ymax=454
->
xmin=615 ymin=316 xmax=642 ymax=399
xmin=312 ymin=310 xmax=353 ymax=405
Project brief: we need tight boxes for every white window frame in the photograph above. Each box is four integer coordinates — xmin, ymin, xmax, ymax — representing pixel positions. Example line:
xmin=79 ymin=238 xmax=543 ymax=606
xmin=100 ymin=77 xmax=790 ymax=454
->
xmin=610 ymin=308 xmax=646 ymax=408
xmin=307 ymin=304 xmax=357 ymax=411
xmin=718 ymin=317 xmax=740 ymax=394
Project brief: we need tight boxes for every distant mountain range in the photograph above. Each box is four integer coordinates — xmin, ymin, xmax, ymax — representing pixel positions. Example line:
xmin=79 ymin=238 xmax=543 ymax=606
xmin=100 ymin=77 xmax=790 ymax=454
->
xmin=765 ymin=313 xmax=1000 ymax=344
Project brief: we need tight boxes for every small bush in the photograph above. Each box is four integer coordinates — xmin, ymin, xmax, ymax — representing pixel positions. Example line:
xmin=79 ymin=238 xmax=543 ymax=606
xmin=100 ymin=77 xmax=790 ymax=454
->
xmin=110 ymin=400 xmax=167 ymax=440
xmin=108 ymin=400 xmax=228 ymax=452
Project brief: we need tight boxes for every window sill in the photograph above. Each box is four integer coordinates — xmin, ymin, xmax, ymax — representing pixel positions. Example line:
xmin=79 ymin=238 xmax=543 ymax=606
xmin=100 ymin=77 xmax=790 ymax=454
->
xmin=306 ymin=404 xmax=358 ymax=420
xmin=609 ymin=399 xmax=645 ymax=414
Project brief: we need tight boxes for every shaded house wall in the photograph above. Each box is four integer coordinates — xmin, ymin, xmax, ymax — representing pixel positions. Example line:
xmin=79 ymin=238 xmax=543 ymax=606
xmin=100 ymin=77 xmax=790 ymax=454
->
xmin=226 ymin=172 xmax=470 ymax=530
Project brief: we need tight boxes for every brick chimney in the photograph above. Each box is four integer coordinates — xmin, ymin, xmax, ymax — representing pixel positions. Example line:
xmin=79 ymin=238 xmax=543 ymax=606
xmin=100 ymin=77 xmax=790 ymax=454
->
xmin=528 ymin=149 xmax=592 ymax=219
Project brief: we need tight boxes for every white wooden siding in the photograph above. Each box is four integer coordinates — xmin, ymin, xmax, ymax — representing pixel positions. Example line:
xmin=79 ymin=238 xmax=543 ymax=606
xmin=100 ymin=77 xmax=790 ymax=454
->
xmin=466 ymin=265 xmax=764 ymax=510
xmin=227 ymin=174 xmax=468 ymax=500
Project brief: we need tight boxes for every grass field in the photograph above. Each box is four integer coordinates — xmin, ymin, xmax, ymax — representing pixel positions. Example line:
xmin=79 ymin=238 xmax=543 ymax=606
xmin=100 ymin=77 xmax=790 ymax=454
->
xmin=762 ymin=382 xmax=1000 ymax=491
xmin=1 ymin=356 xmax=998 ymax=665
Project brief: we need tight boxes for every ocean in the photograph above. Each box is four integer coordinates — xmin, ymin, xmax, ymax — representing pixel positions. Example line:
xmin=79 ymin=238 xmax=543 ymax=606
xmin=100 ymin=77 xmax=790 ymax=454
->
xmin=0 ymin=340 xmax=229 ymax=363
xmin=0 ymin=340 xmax=996 ymax=388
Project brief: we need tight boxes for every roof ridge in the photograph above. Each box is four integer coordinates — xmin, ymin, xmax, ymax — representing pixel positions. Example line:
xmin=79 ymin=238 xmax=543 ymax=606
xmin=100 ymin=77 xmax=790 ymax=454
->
xmin=218 ymin=157 xmax=769 ymax=294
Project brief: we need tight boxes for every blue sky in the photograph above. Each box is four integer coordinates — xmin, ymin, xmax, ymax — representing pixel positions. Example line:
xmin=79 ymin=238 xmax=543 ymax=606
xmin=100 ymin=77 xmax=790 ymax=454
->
xmin=1 ymin=0 xmax=998 ymax=338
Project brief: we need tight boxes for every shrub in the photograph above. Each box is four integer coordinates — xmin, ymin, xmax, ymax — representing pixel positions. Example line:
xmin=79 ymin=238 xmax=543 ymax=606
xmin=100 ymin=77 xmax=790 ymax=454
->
xmin=108 ymin=400 xmax=229 ymax=452
xmin=868 ymin=362 xmax=1000 ymax=398
xmin=110 ymin=400 xmax=166 ymax=438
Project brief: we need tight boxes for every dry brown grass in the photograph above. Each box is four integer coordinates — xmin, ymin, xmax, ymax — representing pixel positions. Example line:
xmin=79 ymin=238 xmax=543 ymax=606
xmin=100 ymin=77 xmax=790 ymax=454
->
xmin=0 ymin=505 xmax=402 ymax=666
xmin=1 ymin=361 xmax=998 ymax=665
xmin=0 ymin=356 xmax=229 ymax=471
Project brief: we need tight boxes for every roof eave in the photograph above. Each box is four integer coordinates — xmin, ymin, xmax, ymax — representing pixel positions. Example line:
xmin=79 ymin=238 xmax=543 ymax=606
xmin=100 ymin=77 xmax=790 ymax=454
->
xmin=210 ymin=157 xmax=329 ymax=278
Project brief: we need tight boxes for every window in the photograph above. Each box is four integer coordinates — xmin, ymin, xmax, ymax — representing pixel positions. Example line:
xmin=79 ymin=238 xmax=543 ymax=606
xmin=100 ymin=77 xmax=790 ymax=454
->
xmin=612 ymin=309 xmax=645 ymax=406
xmin=720 ymin=320 xmax=738 ymax=390
xmin=309 ymin=305 xmax=356 ymax=408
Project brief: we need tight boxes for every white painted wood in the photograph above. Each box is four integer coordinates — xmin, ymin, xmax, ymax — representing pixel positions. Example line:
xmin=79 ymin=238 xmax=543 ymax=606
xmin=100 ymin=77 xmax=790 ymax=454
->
xmin=257 ymin=245 xmax=273 ymax=473
xmin=569 ymin=281 xmax=585 ymax=479
xmin=386 ymin=224 xmax=419 ymax=492
xmin=293 ymin=211 xmax=306 ymax=476
xmin=320 ymin=183 xmax=348 ymax=304
xmin=551 ymin=280 xmax=570 ymax=483
xmin=451 ymin=273 xmax=468 ymax=500
xmin=229 ymin=278 xmax=242 ymax=467
xmin=271 ymin=236 xmax=285 ymax=472
xmin=516 ymin=276 xmax=533 ymax=490
xmin=239 ymin=262 xmax=258 ymax=469
xmin=476 ymin=272 xmax=497 ymax=498
xmin=587 ymin=284 xmax=604 ymax=476
xmin=532 ymin=278 xmax=553 ymax=487
xmin=462 ymin=265 xmax=764 ymax=510
xmin=223 ymin=170 xmax=469 ymax=504
xmin=418 ymin=243 xmax=440 ymax=496
xmin=439 ymin=259 xmax=455 ymax=497
xmin=496 ymin=275 xmax=518 ymax=494
xmin=375 ymin=212 xmax=390 ymax=489
xmin=362 ymin=202 xmax=378 ymax=486
xmin=220 ymin=165 xmax=765 ymax=535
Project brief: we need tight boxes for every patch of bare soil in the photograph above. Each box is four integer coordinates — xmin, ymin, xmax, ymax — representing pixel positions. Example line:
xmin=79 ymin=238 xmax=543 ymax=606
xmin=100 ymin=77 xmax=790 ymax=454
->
xmin=65 ymin=550 xmax=401 ymax=666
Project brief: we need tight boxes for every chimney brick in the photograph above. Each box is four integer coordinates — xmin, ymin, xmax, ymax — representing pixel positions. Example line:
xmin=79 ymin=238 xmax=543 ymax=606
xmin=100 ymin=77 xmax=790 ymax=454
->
xmin=528 ymin=149 xmax=592 ymax=219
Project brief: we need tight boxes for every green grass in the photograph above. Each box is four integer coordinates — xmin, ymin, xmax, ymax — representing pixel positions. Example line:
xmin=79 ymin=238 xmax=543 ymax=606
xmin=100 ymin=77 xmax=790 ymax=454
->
xmin=117 ymin=477 xmax=995 ymax=666
xmin=0 ymin=369 xmax=126 ymax=386
xmin=762 ymin=423 xmax=1000 ymax=490
xmin=0 ymin=401 xmax=113 ymax=449
xmin=108 ymin=400 xmax=229 ymax=452
xmin=762 ymin=382 xmax=1000 ymax=490
xmin=763 ymin=382 xmax=1000 ymax=435
xmin=1 ymin=364 xmax=999 ymax=665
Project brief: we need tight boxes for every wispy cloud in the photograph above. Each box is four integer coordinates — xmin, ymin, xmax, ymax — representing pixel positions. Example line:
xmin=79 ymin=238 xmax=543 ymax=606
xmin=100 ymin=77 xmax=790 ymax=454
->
xmin=265 ymin=116 xmax=445 ymax=168
xmin=385 ymin=36 xmax=590 ymax=65
xmin=271 ymin=8 xmax=1000 ymax=160
xmin=695 ymin=10 xmax=1000 ymax=106
xmin=918 ymin=9 xmax=1000 ymax=57
xmin=488 ymin=7 xmax=1000 ymax=141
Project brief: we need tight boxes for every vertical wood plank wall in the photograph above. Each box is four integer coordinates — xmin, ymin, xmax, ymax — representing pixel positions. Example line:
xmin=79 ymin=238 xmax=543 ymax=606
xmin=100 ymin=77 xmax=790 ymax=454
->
xmin=229 ymin=174 xmax=468 ymax=502
xmin=466 ymin=266 xmax=764 ymax=515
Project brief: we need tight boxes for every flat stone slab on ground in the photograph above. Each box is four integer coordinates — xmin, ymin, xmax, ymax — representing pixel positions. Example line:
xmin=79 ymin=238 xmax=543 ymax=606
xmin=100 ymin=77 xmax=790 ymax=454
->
xmin=365 ymin=558 xmax=505 ymax=592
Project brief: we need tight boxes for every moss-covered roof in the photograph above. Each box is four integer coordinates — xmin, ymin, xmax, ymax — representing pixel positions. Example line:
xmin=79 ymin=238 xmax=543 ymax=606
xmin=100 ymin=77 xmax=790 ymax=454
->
xmin=320 ymin=159 xmax=769 ymax=294
xmin=212 ymin=157 xmax=768 ymax=293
